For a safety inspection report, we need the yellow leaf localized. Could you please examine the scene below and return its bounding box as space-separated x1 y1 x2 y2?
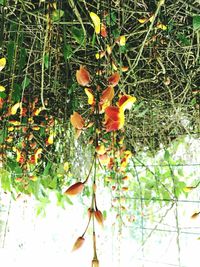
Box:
9 120 21 126
11 102 22 115
95 51 105 59
63 162 69 172
156 22 167 30
96 144 106 155
106 45 112 55
119 35 126 46
138 17 148 24
0 57 6 71
47 132 54 144
84 88 95 105
34 107 44 116
8 126 14 132
0 85 5 92
90 12 101 34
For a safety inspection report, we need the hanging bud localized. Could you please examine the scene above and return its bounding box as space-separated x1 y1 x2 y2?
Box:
64 182 84 196
94 209 104 227
191 211 200 219
72 236 85 251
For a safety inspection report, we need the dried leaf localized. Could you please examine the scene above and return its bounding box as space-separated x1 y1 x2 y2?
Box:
0 57 6 71
70 112 85 129
101 23 107 37
90 12 101 34
76 66 91 86
72 236 85 251
65 182 84 195
94 209 104 227
85 88 95 105
108 72 120 87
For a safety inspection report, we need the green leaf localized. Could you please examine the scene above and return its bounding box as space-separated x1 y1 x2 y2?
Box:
71 26 85 45
7 41 15 68
51 9 64 22
0 169 11 191
63 44 73 60
12 83 22 102
0 0 4 5
21 76 30 89
164 150 170 161
193 16 200 31
106 12 117 26
0 92 6 99
177 33 190 46
44 53 49 69
18 47 27 71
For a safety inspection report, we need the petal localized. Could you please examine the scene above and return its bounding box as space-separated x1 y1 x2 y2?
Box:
65 182 84 195
100 86 114 104
108 72 120 87
76 66 91 86
85 88 95 105
0 57 6 71
118 94 136 111
70 112 85 129
90 12 101 34
105 106 120 121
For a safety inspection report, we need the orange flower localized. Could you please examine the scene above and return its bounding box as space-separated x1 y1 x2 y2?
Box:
104 106 124 132
64 182 84 195
108 72 120 87
118 94 136 111
70 112 85 129
76 66 91 86
100 86 114 104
